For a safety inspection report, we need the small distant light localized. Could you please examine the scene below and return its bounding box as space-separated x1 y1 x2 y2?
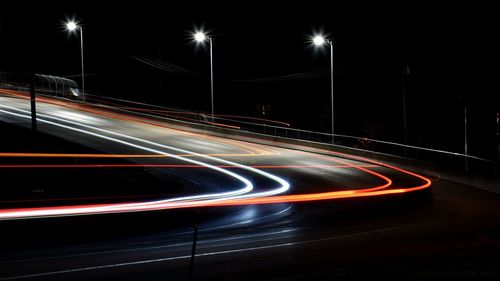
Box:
313 35 326 46
194 32 207 42
66 21 78 31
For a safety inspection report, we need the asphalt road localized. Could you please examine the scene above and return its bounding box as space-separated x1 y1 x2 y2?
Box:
0 92 499 280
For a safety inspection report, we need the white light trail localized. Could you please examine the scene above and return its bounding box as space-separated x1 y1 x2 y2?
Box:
0 104 290 220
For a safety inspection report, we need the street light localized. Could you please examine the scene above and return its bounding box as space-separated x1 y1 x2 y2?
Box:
312 34 335 143
192 31 214 122
66 20 85 101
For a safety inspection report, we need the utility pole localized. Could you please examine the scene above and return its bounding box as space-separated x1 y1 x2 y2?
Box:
188 216 200 280
402 59 409 156
329 40 335 144
464 104 469 171
30 31 37 133
209 36 214 123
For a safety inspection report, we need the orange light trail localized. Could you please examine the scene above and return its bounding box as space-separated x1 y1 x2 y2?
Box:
0 90 243 130
0 152 270 158
0 152 164 158
85 95 291 126
0 89 279 156
0 164 378 169
0 89 432 220
201 121 241 129
201 181 431 206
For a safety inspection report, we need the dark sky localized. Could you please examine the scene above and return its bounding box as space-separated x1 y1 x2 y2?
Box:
1 3 484 76
1 2 498 158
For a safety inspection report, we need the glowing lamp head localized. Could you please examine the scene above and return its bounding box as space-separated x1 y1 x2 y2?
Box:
66 21 78 31
313 35 326 46
194 32 207 43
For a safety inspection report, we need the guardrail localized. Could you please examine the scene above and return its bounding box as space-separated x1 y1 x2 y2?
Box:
1 87 497 175
80 93 498 174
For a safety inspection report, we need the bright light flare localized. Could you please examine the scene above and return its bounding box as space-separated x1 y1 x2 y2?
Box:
313 35 326 46
66 21 78 31
194 31 207 43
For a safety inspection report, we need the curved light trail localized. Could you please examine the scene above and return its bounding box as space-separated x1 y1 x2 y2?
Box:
0 104 290 219
0 88 279 156
0 92 432 220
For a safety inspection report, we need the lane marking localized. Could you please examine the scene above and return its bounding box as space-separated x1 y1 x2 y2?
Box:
1 228 295 265
0 225 403 280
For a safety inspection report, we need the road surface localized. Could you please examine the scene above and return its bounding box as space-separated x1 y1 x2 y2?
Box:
0 90 499 280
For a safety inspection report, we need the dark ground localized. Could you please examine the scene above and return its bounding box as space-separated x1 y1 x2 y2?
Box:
0 120 499 280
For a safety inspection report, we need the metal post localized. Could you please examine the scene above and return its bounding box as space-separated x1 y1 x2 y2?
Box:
29 14 37 133
39 76 43 94
329 40 335 144
30 66 37 133
50 76 56 95
79 27 85 102
188 223 199 280
62 78 65 98
402 60 409 154
464 104 469 171
209 37 214 123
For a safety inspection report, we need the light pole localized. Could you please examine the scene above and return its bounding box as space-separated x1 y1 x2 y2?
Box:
464 104 469 171
312 35 335 143
66 20 85 101
193 31 214 122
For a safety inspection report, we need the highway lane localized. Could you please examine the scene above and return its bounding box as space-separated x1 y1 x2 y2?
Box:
0 92 499 280
2 182 500 281
0 92 429 217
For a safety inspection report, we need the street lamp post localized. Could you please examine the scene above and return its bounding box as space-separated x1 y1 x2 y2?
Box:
66 20 85 101
464 104 469 171
193 31 214 122
209 36 214 122
313 35 335 144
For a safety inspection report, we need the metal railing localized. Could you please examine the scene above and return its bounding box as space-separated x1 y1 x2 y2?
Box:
1 87 497 174
80 94 498 174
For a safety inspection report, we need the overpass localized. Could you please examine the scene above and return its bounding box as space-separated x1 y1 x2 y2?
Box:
0 88 499 281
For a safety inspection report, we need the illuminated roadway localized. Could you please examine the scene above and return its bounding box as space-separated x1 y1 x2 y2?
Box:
0 90 499 280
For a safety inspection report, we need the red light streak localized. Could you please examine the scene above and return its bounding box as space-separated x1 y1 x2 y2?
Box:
1 89 279 156
0 164 378 169
85 95 291 126
0 89 433 220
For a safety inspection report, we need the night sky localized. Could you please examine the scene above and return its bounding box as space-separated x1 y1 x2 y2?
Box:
1 3 498 160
